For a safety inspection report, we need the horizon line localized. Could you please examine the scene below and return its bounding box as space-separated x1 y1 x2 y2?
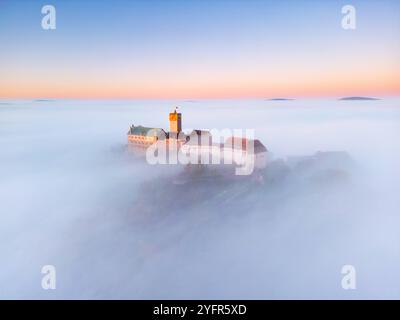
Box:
1 94 399 101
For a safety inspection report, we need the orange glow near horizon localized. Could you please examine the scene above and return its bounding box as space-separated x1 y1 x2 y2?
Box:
1 68 399 99
1 48 399 99
1 0 400 100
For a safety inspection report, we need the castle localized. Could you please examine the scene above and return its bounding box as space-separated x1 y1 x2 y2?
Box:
127 108 268 173
127 108 186 149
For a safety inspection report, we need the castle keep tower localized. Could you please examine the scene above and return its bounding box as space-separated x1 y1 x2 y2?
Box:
169 107 182 133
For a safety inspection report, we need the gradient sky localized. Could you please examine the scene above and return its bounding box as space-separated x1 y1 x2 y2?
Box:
0 0 399 99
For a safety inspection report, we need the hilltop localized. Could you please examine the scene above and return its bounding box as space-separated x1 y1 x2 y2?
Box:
339 97 380 101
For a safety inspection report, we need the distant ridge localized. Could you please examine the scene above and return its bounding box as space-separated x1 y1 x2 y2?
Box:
267 98 295 101
33 99 55 102
339 97 381 101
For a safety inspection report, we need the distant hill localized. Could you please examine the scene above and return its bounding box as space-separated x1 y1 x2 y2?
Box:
339 97 380 101
267 98 295 101
33 99 55 102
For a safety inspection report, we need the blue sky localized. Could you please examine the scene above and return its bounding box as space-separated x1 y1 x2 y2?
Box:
0 0 399 98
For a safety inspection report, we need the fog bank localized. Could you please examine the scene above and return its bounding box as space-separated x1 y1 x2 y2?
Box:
0 98 399 299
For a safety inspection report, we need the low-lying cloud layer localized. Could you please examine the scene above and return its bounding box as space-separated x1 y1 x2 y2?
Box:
0 99 399 299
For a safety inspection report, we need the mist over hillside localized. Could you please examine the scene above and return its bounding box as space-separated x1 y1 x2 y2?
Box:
0 99 399 299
